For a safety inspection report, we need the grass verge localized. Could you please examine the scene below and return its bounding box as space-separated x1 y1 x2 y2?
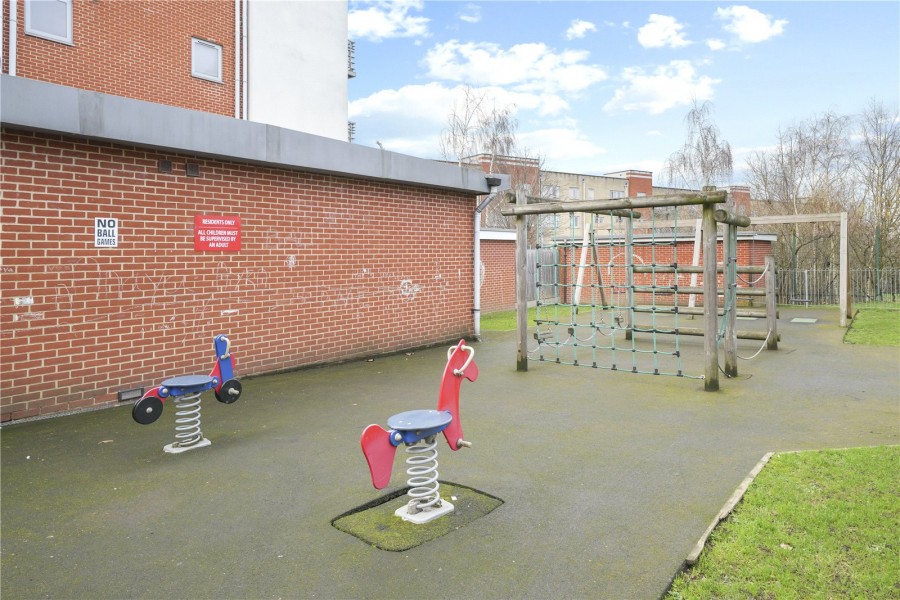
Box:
667 446 900 599
844 306 900 346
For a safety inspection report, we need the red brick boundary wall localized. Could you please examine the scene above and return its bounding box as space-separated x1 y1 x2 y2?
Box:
479 236 516 313
1 129 475 421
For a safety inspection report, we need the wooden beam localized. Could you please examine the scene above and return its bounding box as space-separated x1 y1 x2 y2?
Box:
749 213 842 225
632 265 765 275
633 286 767 296
714 209 751 228
639 327 780 341
500 190 727 217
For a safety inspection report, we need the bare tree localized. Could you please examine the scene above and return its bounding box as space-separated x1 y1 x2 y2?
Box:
856 100 900 270
745 112 855 273
439 85 539 229
664 100 733 191
439 86 487 166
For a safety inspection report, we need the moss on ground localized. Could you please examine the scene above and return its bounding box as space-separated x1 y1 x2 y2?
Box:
331 482 503 551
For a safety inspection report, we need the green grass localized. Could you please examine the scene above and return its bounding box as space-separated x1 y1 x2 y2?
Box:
844 306 900 346
667 446 900 599
479 306 539 331
480 304 598 332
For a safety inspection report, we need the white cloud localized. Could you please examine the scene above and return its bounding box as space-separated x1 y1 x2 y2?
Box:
638 14 691 49
518 128 607 170
603 60 719 115
423 40 607 95
707 38 726 51
716 6 787 43
566 19 597 40
458 3 481 24
349 82 457 123
348 0 429 42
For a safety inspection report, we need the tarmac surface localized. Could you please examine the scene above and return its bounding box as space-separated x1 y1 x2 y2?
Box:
2 307 898 599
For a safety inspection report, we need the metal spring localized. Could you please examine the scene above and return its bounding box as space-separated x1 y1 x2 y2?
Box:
404 436 441 511
171 391 204 448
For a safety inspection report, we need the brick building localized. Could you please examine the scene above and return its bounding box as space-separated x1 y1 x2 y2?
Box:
1 1 491 422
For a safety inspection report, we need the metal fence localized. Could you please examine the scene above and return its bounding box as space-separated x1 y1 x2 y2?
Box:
527 248 559 303
777 268 900 305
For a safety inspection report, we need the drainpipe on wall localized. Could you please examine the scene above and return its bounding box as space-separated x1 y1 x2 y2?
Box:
8 0 17 76
241 0 248 119
234 0 240 118
473 175 510 341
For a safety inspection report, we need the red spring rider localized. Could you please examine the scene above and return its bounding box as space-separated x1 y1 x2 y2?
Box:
360 339 478 524
133 334 242 454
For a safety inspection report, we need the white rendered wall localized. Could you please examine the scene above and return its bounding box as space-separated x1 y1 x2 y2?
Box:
247 1 348 140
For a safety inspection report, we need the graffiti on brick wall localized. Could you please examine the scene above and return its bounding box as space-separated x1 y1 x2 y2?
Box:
2 257 467 341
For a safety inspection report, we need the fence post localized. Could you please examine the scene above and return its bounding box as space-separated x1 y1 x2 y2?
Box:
516 189 529 372
765 255 778 350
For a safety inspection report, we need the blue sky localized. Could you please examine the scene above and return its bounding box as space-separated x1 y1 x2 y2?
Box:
347 1 899 183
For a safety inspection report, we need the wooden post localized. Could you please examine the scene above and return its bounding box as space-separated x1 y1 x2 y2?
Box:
839 211 849 326
702 203 719 391
516 189 529 372
724 225 738 377
765 255 778 350
625 215 634 341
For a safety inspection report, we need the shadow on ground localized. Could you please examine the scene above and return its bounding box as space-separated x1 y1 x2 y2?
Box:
1 308 897 598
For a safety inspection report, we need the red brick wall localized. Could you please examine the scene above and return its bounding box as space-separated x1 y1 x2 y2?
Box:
479 239 516 312
5 0 234 116
0 129 475 421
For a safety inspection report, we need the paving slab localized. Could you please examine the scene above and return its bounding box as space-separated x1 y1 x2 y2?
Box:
1 307 897 599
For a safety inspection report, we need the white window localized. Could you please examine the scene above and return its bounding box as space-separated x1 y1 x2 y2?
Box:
568 187 579 200
25 0 73 45
587 188 595 200
192 37 222 83
610 190 625 199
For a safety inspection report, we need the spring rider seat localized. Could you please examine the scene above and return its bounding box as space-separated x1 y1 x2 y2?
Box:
360 340 478 524
132 334 242 454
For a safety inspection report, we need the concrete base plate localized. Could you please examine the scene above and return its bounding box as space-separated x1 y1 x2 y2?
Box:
163 437 211 454
394 499 454 524
332 482 503 551
790 318 818 324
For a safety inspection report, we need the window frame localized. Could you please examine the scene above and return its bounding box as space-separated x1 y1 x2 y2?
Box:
25 0 74 46
191 37 223 83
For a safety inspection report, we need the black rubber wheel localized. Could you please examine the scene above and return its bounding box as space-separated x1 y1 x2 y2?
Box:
132 396 163 424
215 379 242 404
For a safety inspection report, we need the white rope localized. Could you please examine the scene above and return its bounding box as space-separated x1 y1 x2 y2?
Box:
737 329 772 360
736 261 770 286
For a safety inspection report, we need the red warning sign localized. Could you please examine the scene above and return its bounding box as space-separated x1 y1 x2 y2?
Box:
194 215 241 252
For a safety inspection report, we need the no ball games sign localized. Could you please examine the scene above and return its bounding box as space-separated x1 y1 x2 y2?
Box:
194 215 241 252
95 218 119 248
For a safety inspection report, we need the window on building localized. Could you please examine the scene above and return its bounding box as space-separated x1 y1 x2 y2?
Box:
25 0 73 45
568 187 579 200
610 190 625 199
587 188 595 200
192 37 223 83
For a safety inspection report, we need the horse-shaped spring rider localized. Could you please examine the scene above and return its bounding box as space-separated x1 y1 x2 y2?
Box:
360 340 478 524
